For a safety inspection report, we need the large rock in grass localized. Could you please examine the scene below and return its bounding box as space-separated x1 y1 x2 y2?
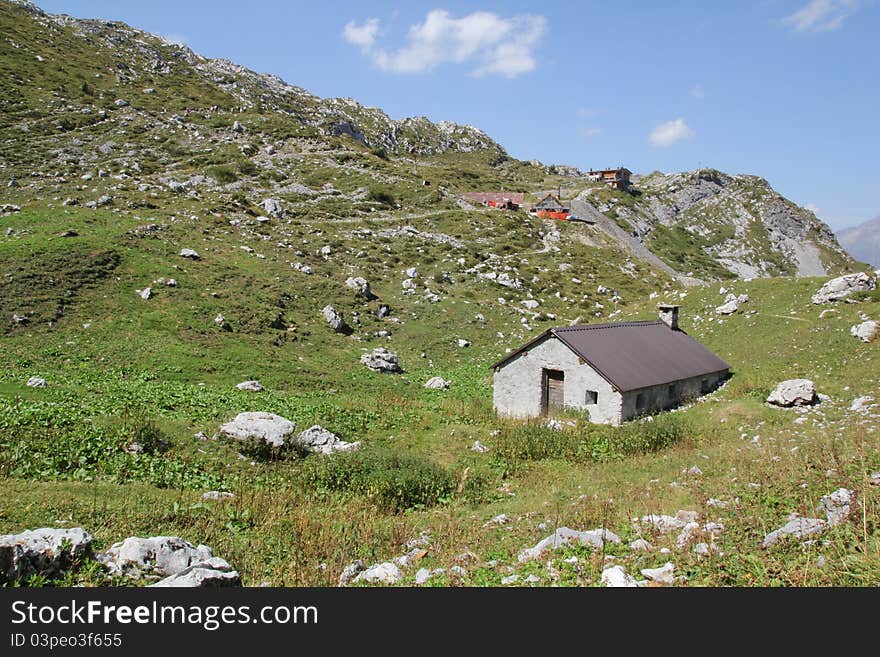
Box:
345 276 377 300
761 518 826 548
322 305 351 334
360 348 402 373
295 425 361 455
353 562 402 585
518 527 620 562
424 376 450 389
818 488 854 526
150 557 240 587
850 320 878 343
101 536 225 578
219 412 296 449
601 565 639 588
0 528 93 584
811 272 875 304
766 379 817 407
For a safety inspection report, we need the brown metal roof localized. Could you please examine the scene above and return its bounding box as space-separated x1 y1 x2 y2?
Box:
491 320 730 392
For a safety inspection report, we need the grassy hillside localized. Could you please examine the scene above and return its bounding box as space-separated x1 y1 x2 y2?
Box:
1 0 878 587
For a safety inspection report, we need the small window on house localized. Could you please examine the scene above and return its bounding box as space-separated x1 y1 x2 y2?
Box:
636 393 646 409
668 384 677 398
700 379 710 394
585 390 598 405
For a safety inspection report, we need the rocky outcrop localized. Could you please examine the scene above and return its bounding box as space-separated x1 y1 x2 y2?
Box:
322 305 351 334
766 379 817 407
0 528 93 583
294 425 360 455
811 273 875 304
360 348 401 373
518 527 620 562
218 412 296 449
851 320 878 343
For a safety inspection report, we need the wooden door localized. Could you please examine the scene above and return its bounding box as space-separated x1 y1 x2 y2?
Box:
542 369 565 416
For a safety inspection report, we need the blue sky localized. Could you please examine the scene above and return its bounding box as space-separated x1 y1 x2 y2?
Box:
36 0 879 230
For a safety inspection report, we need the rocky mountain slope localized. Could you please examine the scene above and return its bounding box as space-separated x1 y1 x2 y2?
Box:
0 0 858 287
838 215 880 268
579 169 851 281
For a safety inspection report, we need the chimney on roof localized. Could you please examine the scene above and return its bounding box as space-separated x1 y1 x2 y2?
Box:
658 304 680 330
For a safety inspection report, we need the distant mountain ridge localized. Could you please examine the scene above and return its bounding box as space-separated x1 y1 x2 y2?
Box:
837 216 880 268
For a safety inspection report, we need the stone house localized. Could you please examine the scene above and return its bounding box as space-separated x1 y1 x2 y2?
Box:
491 305 730 424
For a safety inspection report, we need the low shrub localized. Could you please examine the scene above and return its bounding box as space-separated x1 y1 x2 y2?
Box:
304 447 455 511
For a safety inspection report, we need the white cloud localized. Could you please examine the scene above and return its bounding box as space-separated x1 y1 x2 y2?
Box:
343 18 381 49
579 126 602 138
649 118 694 147
691 83 704 99
577 107 600 119
345 10 546 78
783 0 860 32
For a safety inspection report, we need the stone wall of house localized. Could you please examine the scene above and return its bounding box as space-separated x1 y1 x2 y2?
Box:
492 335 621 424
619 370 728 421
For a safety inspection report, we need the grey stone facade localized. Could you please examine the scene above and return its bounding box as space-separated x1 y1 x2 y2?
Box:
492 333 727 425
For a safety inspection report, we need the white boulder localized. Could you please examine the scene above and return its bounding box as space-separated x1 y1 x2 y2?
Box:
518 527 621 562
150 557 240 587
424 376 450 389
294 425 360 455
766 379 817 407
360 348 402 373
850 320 878 343
601 565 639 588
811 272 875 304
218 412 296 449
0 528 93 583
235 380 264 392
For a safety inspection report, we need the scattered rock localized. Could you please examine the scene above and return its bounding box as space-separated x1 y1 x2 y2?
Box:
811 272 875 304
640 562 675 585
353 562 402 585
415 568 432 585
0 528 93 584
766 379 817 407
360 347 402 373
179 248 201 259
518 527 620 562
483 514 510 528
849 396 875 414
457 339 471 348
201 491 234 501
818 488 854 526
218 412 296 450
322 305 351 334
235 380 264 392
136 287 152 300
345 276 377 300
687 465 703 476
375 304 391 319
636 511 697 534
629 538 652 551
150 557 240 587
762 518 826 548
26 376 46 388
470 440 489 453
424 376 450 389
101 536 223 578
262 198 282 218
501 574 519 585
601 565 639 588
338 560 365 586
294 425 360 455
850 320 878 343
715 298 739 315
232 120 244 133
